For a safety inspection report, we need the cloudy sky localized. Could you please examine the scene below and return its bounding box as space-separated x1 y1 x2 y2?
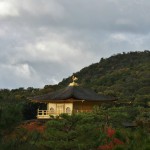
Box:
0 0 150 89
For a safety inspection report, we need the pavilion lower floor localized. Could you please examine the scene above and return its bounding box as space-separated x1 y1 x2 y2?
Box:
37 101 102 119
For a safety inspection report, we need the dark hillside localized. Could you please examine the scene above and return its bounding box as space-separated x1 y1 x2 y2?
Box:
59 51 150 104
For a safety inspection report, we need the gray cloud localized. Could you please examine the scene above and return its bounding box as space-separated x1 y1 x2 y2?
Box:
0 0 150 89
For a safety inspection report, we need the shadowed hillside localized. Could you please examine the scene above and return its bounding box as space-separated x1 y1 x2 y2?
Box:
58 51 150 104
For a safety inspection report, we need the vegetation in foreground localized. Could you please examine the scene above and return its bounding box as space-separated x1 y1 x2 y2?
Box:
0 106 150 150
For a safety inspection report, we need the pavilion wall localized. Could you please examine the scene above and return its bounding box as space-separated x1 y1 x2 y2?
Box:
73 101 101 113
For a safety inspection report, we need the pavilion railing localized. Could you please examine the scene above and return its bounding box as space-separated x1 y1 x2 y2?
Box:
37 109 92 118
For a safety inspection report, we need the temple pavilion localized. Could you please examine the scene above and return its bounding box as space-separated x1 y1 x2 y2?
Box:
31 76 116 119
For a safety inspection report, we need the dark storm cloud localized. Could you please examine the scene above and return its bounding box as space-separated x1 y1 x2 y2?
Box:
0 0 150 88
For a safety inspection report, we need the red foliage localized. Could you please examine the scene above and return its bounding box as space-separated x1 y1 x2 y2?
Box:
98 127 124 150
98 145 112 150
113 138 124 145
22 122 45 133
107 127 115 138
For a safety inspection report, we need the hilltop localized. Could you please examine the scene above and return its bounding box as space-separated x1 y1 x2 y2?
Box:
58 51 150 104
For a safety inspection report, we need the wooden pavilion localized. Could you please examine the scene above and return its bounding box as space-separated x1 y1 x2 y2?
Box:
30 76 116 119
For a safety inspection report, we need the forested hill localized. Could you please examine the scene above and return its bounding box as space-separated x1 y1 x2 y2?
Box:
0 51 149 105
59 51 150 103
